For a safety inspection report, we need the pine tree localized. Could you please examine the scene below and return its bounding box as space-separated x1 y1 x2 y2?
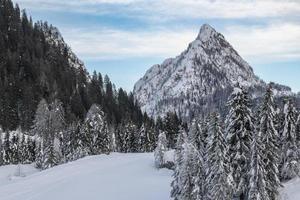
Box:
10 133 19 164
138 124 147 152
170 127 187 200
248 129 268 200
80 104 110 155
281 99 300 180
188 119 206 200
3 132 12 164
206 112 232 200
66 121 84 161
0 128 4 165
154 131 168 168
121 121 138 153
225 85 254 200
164 112 181 148
32 99 61 169
258 84 281 199
178 142 200 200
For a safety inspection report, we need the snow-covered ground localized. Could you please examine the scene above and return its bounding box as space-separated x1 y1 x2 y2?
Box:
0 153 172 200
282 178 300 200
0 152 299 200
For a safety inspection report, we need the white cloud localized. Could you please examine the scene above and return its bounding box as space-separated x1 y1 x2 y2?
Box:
60 23 300 63
224 23 300 62
61 27 197 60
15 0 300 19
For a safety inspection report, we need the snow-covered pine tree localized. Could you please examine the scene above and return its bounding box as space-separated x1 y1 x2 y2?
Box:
49 99 65 136
31 98 58 169
122 121 138 153
164 112 181 148
188 119 201 150
10 133 19 164
225 85 254 200
81 104 111 155
281 99 300 180
26 137 36 163
258 84 281 199
138 124 147 152
248 127 268 200
145 123 157 152
297 113 300 154
178 142 200 200
170 127 187 200
206 112 232 200
19 134 28 164
154 131 168 168
0 129 3 165
64 121 84 161
188 119 206 199
3 132 12 164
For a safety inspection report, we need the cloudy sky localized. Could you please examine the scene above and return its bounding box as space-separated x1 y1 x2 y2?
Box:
15 0 300 92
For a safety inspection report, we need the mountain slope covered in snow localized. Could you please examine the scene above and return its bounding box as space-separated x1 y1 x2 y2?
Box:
0 153 172 200
133 24 292 120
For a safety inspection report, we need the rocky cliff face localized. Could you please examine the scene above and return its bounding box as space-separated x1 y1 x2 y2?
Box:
133 24 292 121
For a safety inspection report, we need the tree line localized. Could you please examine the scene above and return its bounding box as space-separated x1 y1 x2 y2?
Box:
155 83 300 200
0 96 187 169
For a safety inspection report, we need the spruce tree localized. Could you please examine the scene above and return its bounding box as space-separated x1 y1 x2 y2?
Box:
225 85 254 200
170 127 187 200
66 121 84 161
188 119 206 200
81 104 111 155
3 132 12 164
248 129 268 200
164 112 181 148
0 129 3 165
206 112 232 200
154 131 168 168
258 84 281 199
138 124 147 152
281 99 300 180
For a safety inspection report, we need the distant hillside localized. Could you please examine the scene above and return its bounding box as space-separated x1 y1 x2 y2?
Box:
0 0 147 131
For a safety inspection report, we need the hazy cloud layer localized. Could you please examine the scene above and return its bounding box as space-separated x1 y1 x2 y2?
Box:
16 0 300 19
61 23 300 63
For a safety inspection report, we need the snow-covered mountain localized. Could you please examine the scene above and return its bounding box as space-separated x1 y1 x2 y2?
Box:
133 24 292 120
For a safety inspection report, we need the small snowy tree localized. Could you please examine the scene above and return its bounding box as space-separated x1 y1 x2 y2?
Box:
206 112 232 200
225 85 254 199
154 131 168 168
280 99 300 180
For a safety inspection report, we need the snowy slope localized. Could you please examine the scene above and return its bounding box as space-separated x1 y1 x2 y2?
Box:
0 153 172 200
133 24 292 121
282 178 300 200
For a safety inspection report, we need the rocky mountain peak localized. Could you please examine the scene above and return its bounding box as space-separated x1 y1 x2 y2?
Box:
133 24 292 121
196 23 218 42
